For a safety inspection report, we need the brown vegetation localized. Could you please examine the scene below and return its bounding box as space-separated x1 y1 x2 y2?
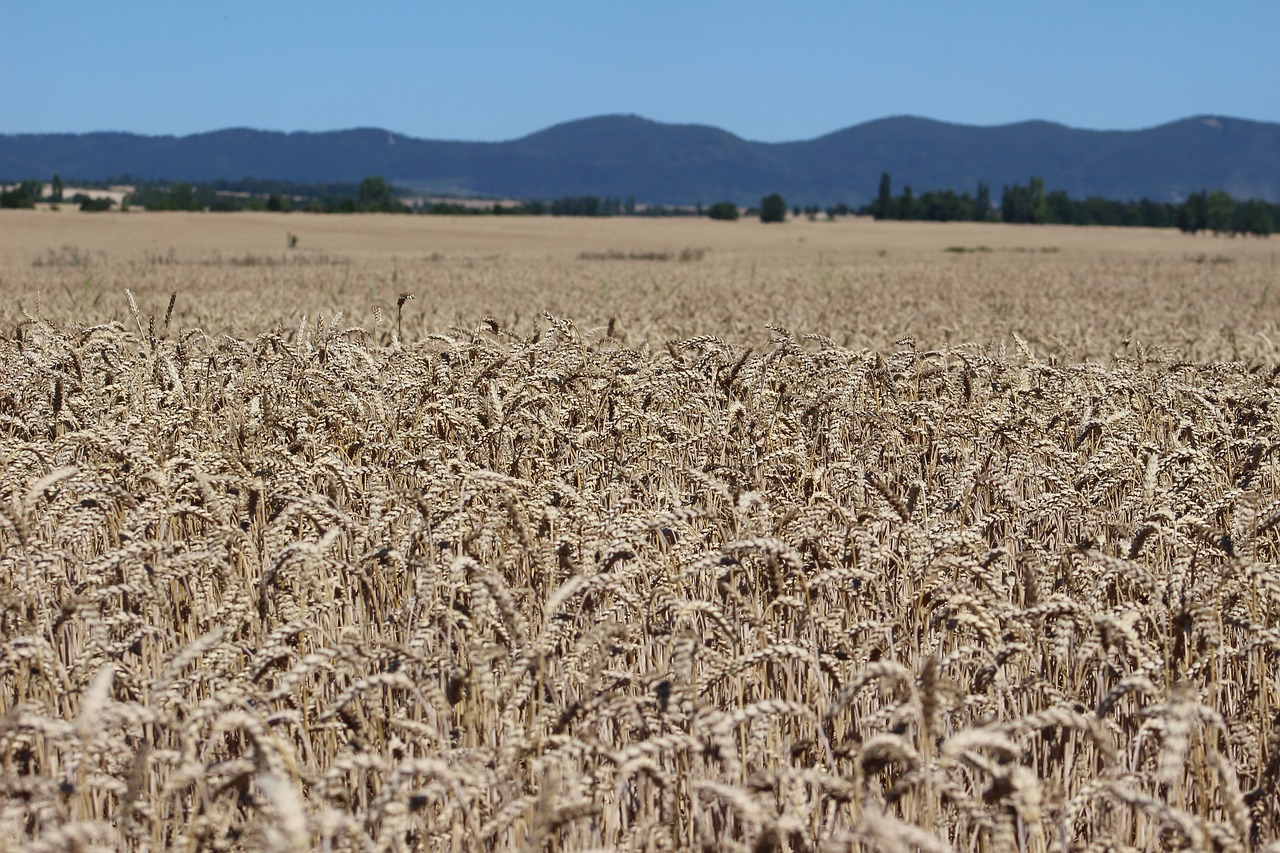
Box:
2 211 1280 850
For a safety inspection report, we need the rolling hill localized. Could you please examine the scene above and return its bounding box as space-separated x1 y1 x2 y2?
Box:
2 114 1277 206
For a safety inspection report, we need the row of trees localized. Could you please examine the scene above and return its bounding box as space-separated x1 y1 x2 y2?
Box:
702 195 787 222
869 172 1275 236
1177 191 1274 236
0 180 44 209
4 173 800 222
12 170 1270 234
1 176 119 211
547 196 630 216
0 174 408 213
870 173 993 223
128 176 411 213
538 194 791 222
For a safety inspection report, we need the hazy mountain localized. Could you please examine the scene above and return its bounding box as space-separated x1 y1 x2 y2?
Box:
2 114 1277 205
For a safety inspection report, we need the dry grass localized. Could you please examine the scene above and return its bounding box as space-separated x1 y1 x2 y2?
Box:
3 210 1278 358
2 211 1280 851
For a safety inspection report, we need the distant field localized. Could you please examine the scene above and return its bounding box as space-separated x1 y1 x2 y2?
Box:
2 209 1277 358
3 210 1280 851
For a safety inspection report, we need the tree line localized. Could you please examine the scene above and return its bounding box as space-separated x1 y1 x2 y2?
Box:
1 176 118 211
0 175 413 213
867 172 1275 236
8 170 1271 235
1 174 786 221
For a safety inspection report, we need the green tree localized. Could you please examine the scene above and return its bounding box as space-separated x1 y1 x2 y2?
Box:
0 180 42 209
1205 190 1234 235
974 182 990 221
874 172 892 220
167 182 202 211
358 176 396 212
759 193 787 223
706 201 739 221
1028 177 1047 224
901 185 918 220
1001 183 1028 223
1178 191 1208 233
1250 203 1274 237
1045 190 1075 224
918 189 972 221
1233 199 1273 237
78 196 114 212
50 174 64 203
1138 199 1172 228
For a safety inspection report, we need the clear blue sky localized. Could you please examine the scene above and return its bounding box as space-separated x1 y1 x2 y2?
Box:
3 2 1277 141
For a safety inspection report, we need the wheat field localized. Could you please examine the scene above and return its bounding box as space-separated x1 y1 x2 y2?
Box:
3 210 1280 851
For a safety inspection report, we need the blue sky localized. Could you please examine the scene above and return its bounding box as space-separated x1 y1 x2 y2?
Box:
3 3 1277 141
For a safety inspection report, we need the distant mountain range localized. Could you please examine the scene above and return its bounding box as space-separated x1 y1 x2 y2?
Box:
3 114 1278 205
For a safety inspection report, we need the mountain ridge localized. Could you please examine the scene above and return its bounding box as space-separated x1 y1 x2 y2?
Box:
3 114 1277 205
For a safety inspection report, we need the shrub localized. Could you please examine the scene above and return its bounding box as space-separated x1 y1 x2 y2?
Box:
759 193 787 223
707 201 739 221
0 180 41 209
78 196 115 212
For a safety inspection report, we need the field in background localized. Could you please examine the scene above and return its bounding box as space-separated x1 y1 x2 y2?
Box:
2 209 1278 358
3 211 1280 851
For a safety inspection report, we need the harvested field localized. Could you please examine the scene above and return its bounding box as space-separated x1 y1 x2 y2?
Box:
2 210 1280 851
